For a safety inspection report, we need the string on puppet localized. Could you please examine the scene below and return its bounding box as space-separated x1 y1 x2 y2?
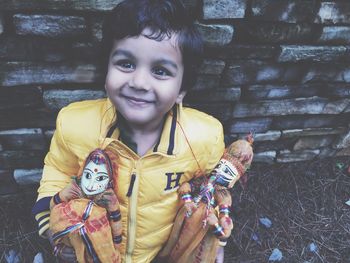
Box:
191 133 254 226
172 107 205 177
99 103 117 148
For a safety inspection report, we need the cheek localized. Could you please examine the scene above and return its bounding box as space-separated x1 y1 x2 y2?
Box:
105 69 123 89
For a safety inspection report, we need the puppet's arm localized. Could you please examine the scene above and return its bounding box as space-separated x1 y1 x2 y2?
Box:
95 189 123 250
49 178 82 210
214 186 233 240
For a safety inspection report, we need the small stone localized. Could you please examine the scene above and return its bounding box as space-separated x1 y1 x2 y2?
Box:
268 248 283 261
203 0 246 19
309 243 318 253
14 169 43 185
259 217 272 228
315 2 350 24
33 252 44 263
196 23 234 47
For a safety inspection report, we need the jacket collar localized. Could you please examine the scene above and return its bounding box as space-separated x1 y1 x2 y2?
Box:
101 98 180 156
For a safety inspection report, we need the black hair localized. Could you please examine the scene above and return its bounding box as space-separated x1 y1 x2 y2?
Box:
101 0 203 91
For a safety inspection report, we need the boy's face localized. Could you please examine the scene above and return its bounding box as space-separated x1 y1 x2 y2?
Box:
105 29 185 131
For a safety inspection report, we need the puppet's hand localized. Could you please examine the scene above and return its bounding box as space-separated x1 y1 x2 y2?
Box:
95 189 120 212
184 201 197 218
59 178 82 202
219 215 233 238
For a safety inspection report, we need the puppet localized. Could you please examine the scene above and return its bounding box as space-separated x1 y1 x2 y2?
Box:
49 149 122 263
158 135 254 263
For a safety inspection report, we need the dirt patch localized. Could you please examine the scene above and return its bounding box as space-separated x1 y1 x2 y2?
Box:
0 157 349 262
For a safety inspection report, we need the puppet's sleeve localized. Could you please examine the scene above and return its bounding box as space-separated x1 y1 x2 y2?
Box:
31 107 80 236
204 122 225 174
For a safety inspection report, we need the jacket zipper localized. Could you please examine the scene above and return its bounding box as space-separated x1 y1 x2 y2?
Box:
125 166 139 263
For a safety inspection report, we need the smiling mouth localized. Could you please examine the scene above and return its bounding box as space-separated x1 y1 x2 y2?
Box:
84 188 96 192
122 95 154 104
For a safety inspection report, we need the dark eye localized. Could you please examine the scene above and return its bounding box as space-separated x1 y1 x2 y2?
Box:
96 176 108 182
152 67 172 78
116 59 135 71
85 172 91 179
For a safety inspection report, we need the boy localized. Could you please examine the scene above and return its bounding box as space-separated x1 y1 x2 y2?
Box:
32 0 225 262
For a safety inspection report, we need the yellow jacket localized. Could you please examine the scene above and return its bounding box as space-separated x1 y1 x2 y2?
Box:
33 98 224 263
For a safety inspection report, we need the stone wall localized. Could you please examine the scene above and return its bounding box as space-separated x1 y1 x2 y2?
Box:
1 0 350 192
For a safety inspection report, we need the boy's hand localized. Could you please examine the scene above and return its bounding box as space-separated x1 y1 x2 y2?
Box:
59 178 82 202
94 189 120 212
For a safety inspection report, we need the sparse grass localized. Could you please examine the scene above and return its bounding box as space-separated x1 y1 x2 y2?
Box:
0 157 349 262
226 157 350 263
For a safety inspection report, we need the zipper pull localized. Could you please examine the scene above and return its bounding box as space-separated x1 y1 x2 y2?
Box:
126 173 136 197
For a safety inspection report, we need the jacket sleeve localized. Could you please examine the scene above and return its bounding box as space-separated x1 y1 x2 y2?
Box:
32 107 80 236
203 122 225 174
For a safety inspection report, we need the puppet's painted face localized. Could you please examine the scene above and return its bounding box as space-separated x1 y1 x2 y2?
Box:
81 160 110 196
213 159 239 188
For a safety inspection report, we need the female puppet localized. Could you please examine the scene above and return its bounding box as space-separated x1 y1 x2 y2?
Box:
158 136 254 263
49 149 122 263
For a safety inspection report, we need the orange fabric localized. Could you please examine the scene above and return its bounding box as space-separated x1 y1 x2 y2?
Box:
50 199 120 263
158 203 218 263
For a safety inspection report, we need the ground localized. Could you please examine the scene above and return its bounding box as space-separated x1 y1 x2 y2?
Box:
0 157 349 263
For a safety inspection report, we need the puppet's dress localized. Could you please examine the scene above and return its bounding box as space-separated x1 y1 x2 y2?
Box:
50 198 120 263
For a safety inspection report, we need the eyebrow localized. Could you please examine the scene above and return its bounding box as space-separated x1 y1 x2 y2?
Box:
111 49 178 70
110 49 135 60
84 168 108 175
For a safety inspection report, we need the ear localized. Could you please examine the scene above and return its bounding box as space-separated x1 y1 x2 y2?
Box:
176 91 186 104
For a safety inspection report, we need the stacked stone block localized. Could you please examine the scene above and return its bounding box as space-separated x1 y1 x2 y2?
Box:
0 0 350 194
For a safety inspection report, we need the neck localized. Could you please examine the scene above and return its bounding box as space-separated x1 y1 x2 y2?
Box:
131 120 164 156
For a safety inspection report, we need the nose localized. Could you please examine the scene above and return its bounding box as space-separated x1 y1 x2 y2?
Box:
129 67 151 91
87 180 95 190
